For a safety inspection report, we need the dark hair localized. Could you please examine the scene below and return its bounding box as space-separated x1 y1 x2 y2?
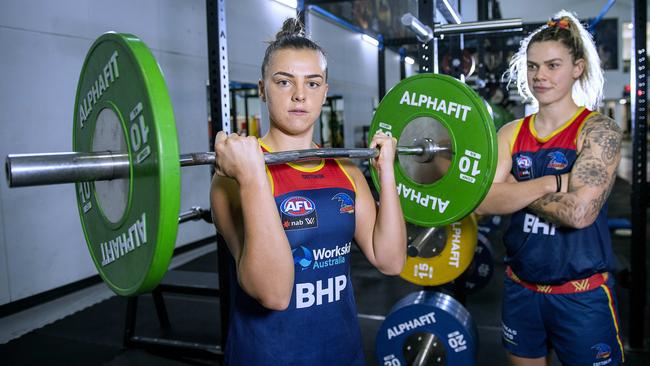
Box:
260 18 327 79
528 17 585 62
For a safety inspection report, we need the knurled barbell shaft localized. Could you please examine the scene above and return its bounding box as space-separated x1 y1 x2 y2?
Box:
6 144 449 188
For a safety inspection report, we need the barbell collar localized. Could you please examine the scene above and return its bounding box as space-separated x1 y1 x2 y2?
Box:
7 140 449 187
178 206 210 224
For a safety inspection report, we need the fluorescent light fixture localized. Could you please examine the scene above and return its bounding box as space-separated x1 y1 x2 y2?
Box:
401 13 434 42
410 20 429 37
361 34 379 47
441 0 462 24
272 0 297 8
405 56 415 65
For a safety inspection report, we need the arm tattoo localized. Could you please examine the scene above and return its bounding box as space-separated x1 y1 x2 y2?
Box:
528 114 622 227
529 192 584 226
573 158 608 186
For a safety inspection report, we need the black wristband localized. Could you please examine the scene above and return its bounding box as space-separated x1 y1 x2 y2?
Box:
555 174 562 193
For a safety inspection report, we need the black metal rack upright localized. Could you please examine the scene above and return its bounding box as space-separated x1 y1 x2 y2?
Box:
417 0 435 74
206 0 231 354
628 0 648 350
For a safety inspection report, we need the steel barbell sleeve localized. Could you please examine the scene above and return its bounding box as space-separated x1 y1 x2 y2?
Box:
6 152 130 188
407 225 449 258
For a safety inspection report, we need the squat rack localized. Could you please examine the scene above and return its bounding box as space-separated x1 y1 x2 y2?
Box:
140 0 648 359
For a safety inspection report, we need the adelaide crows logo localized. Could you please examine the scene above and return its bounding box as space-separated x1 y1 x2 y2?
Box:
332 193 354 214
591 343 611 359
547 151 568 170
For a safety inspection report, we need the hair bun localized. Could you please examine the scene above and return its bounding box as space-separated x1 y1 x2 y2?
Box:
275 18 306 39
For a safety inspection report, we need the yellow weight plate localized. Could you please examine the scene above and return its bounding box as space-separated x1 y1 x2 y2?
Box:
400 215 478 286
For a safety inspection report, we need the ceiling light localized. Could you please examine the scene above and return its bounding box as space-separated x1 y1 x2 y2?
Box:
272 0 297 9
361 34 379 47
401 13 433 42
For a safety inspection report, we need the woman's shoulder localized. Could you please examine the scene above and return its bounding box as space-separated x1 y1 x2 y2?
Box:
581 111 623 135
336 158 363 176
500 118 524 130
497 118 525 137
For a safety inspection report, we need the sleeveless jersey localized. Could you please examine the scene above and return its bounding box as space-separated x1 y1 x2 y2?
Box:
504 107 617 284
224 142 365 366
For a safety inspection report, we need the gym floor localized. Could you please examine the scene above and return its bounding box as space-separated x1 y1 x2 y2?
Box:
1 168 649 364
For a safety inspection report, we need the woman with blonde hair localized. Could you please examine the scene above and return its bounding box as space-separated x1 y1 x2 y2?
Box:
476 10 624 366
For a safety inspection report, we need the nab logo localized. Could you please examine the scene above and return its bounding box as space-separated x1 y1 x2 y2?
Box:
281 196 316 217
292 246 313 270
547 151 568 170
591 343 611 359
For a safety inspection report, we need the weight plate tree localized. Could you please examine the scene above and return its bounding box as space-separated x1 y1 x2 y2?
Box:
444 232 495 294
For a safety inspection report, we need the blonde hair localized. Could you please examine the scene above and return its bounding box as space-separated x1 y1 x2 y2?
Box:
503 10 604 110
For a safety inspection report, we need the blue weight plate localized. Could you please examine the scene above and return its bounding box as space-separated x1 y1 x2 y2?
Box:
376 291 477 366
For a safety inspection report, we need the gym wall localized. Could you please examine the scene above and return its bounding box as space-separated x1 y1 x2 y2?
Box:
385 49 403 95
309 12 379 149
0 0 391 307
225 0 295 136
0 0 215 304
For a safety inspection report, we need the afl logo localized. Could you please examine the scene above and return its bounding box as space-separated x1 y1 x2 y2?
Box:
516 155 532 169
281 196 316 217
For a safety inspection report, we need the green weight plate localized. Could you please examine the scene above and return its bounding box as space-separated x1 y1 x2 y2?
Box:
369 74 497 227
73 32 180 296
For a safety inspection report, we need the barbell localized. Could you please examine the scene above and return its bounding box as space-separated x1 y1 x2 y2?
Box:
4 32 497 296
5 140 446 187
